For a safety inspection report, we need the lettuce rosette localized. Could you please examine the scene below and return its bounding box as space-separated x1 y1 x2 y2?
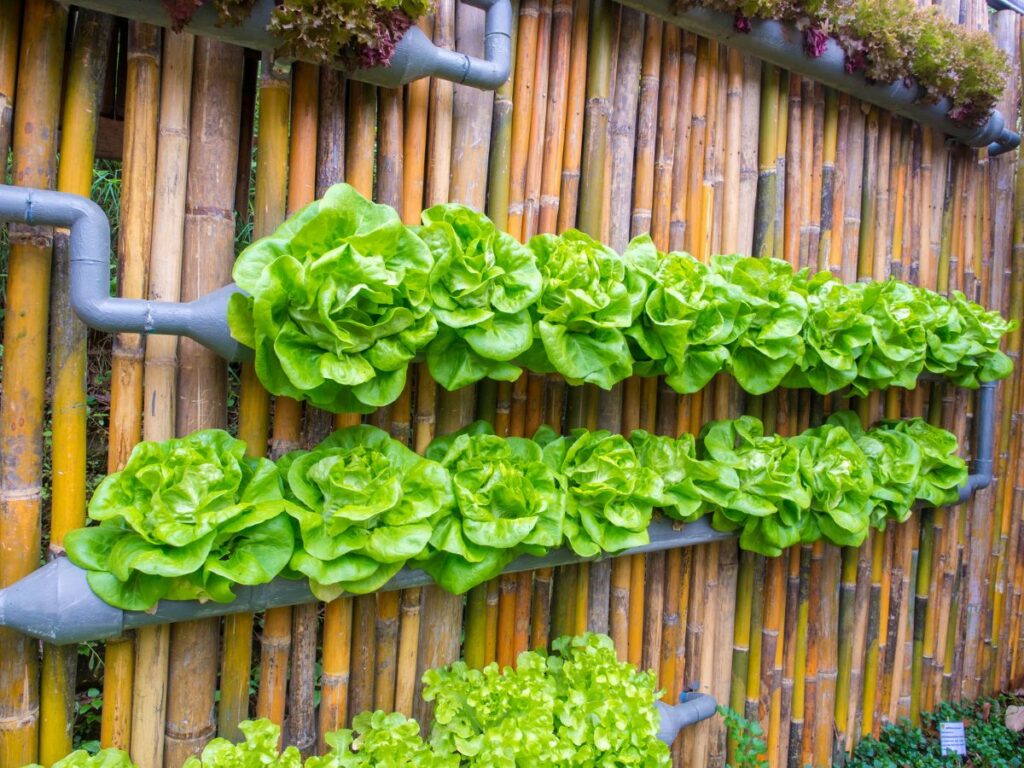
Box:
695 417 813 557
628 430 712 523
421 422 564 594
183 718 303 768
65 430 291 610
309 712 457 768
536 426 663 557
789 423 875 548
279 425 453 602
227 183 437 414
520 230 647 389
710 254 809 394
922 290 1015 387
417 203 542 391
24 749 137 768
848 280 931 395
872 417 968 508
784 273 875 394
626 244 744 394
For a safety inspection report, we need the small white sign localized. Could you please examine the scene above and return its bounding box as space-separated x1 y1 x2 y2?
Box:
939 721 967 757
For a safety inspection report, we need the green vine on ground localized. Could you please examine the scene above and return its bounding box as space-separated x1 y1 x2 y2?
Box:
674 0 1008 128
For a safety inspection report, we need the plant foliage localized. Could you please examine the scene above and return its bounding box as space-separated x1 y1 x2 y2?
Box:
227 186 1014 415
673 0 1007 127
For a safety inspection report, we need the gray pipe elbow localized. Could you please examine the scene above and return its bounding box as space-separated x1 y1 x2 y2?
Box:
958 381 996 502
656 693 718 744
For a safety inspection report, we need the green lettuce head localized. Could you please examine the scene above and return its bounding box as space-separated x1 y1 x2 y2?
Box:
790 422 874 548
309 712 457 767
923 290 1015 387
520 230 646 389
696 417 813 557
422 422 565 594
23 749 138 768
418 203 542 391
65 430 290 610
710 254 809 394
626 247 742 394
537 426 663 557
629 430 712 523
182 718 302 768
851 280 931 395
872 417 967 508
281 425 453 601
228 183 437 414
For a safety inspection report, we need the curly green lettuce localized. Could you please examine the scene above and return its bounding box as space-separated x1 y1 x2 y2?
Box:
65 430 290 610
308 712 456 768
872 417 967 508
627 245 744 394
695 417 813 557
520 230 646 389
629 430 713 523
421 422 565 594
182 719 302 768
281 425 453 602
228 183 437 414
418 203 542 391
23 749 137 768
537 426 663 557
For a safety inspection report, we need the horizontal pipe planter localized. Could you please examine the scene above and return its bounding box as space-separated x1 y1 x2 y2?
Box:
62 0 512 91
0 517 733 645
616 1 1020 156
656 693 719 742
0 382 994 646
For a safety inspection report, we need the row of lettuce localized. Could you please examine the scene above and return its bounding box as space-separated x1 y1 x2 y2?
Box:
227 184 1014 415
27 633 671 767
65 412 966 609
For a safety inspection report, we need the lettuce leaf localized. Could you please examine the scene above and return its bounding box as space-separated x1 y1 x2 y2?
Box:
228 183 437 414
281 424 452 601
181 718 302 768
418 203 542 391
65 430 289 610
421 422 564 594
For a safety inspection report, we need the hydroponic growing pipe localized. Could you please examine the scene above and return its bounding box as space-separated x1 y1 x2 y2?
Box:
0 517 732 645
616 1 1020 156
62 0 512 91
0 184 249 361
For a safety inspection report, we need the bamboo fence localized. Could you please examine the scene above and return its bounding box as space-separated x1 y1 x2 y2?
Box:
0 1 1023 767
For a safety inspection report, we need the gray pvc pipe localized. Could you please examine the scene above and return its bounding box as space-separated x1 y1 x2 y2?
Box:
0 517 731 645
64 0 511 91
617 1 1020 155
957 381 996 503
656 693 719 743
0 184 249 361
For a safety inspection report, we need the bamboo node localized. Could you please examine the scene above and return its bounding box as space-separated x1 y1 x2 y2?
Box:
8 222 53 247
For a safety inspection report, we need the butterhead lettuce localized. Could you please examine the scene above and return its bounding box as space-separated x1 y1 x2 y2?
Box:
228 183 437 414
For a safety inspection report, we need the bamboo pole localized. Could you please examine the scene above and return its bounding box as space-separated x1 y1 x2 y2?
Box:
95 20 162 755
40 11 113 764
250 62 292 740
0 0 20 161
555 0 588 234
130 31 194 768
275 61 320 758
506 0 539 241
164 38 244 767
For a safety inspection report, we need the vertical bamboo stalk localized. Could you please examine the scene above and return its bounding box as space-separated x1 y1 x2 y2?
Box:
131 31 194 768
0 0 20 161
506 0 539 241
281 61 320 757
555 0 589 234
164 37 244 767
96 20 162 755
40 12 113 764
250 62 292 740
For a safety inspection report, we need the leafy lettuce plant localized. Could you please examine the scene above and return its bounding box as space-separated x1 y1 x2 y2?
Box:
520 230 646 389
23 749 137 768
422 423 564 594
873 417 967 508
537 426 663 556
789 422 874 548
695 417 813 557
65 430 290 610
627 245 744 394
629 430 715 523
417 203 542 391
280 425 453 601
269 0 433 69
182 718 302 768
307 712 456 768
228 183 436 414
